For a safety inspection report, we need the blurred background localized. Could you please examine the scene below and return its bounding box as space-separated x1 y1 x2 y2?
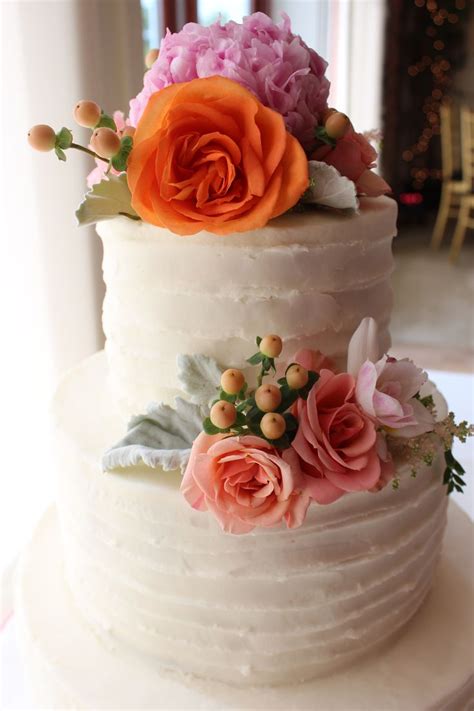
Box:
0 0 473 580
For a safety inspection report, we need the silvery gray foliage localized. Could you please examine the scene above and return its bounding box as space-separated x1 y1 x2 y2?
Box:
302 161 359 211
176 353 223 407
102 398 204 474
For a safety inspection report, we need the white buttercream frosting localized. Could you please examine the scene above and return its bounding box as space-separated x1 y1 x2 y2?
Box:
52 352 449 687
97 197 397 415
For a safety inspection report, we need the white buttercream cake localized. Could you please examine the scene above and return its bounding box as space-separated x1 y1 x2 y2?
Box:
20 11 473 709
15 199 473 708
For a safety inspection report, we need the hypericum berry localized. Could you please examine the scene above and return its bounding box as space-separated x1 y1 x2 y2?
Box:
220 368 245 395
255 384 282 413
210 401 237 429
73 100 101 128
27 124 56 152
259 335 283 359
321 107 337 123
260 412 286 440
145 48 159 68
90 127 121 159
325 111 350 140
120 126 136 139
286 364 309 390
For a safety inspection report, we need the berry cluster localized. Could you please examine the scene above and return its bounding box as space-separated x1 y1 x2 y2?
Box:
27 100 135 172
204 335 318 448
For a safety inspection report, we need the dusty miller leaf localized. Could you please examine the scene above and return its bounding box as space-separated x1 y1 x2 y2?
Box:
75 174 139 226
103 398 204 474
176 353 222 408
302 161 359 211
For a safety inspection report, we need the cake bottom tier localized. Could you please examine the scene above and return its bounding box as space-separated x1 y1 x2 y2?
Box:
16 505 474 711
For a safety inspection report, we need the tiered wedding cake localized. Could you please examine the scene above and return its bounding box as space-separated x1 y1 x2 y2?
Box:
19 12 472 710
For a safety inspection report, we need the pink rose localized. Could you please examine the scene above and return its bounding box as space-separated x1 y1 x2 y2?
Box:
355 357 435 438
181 434 310 534
312 130 390 197
294 348 337 374
347 317 435 438
291 369 381 504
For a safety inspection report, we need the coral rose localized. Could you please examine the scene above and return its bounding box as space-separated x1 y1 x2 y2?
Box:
181 433 310 534
127 76 309 235
312 130 390 197
293 348 337 374
291 369 381 504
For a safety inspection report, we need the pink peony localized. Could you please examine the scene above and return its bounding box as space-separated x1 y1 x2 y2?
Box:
312 129 390 197
293 348 337 374
291 369 381 504
181 433 310 534
347 317 435 438
129 12 330 151
86 111 130 188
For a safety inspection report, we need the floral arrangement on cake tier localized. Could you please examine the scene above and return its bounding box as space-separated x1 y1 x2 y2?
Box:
28 12 391 237
104 318 473 536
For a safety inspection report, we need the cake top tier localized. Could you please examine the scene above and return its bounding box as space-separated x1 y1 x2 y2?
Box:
28 11 390 237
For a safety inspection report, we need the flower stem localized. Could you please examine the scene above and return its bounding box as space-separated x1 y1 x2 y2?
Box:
70 142 108 162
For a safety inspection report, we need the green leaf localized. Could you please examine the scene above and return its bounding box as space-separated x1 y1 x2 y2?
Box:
75 173 139 226
111 135 133 172
203 417 221 435
283 413 298 432
247 352 263 366
315 125 336 147
219 389 237 404
276 389 299 413
235 412 247 427
420 394 434 409
54 146 67 162
237 383 248 400
96 111 117 131
267 433 291 449
55 127 73 150
256 336 262 347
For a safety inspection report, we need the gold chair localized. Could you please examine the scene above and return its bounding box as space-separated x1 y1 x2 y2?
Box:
449 106 474 262
431 103 469 249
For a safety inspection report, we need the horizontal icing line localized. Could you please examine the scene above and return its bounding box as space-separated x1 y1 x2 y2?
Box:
103 272 394 298
104 280 393 307
61 471 443 554
60 467 443 557
74 575 433 674
61 501 445 607
67 535 442 642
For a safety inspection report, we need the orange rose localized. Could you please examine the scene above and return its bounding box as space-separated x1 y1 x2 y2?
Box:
127 76 309 236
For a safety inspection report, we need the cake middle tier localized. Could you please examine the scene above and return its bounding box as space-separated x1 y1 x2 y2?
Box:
97 196 397 415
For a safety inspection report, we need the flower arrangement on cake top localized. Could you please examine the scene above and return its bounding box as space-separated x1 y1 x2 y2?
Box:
28 12 390 236
103 317 472 535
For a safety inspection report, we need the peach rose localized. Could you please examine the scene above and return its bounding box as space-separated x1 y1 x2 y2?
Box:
181 434 310 534
127 76 309 236
291 369 381 504
293 348 337 374
312 130 390 197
